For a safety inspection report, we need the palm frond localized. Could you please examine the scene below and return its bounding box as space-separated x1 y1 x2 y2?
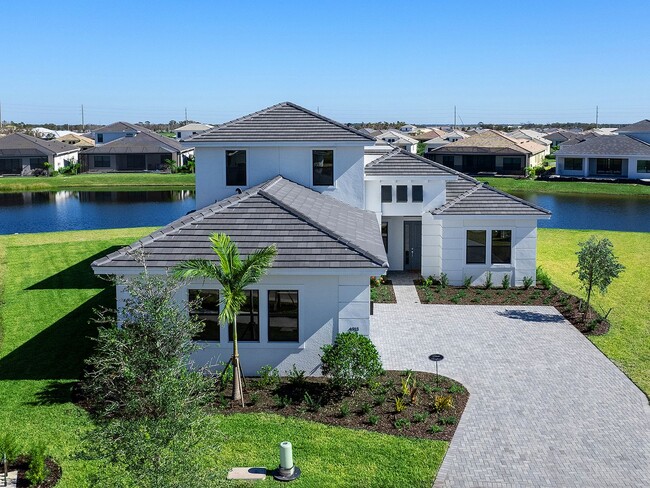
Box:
172 259 220 280
210 233 242 277
219 289 247 325
239 245 277 288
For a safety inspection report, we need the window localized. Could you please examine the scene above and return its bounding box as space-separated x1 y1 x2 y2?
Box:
412 185 423 202
226 150 247 186
396 185 408 202
502 157 522 171
637 160 650 173
97 134 104 143
126 154 145 170
596 158 623 175
94 156 111 168
466 230 486 264
177 132 182 138
189 289 220 341
442 155 455 168
268 290 299 342
491 230 512 264
29 157 47 169
312 150 334 186
564 158 582 171
381 222 388 252
229 290 259 341
381 185 392 203
0 158 21 173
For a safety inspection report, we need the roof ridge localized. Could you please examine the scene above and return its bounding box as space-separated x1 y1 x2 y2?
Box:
283 102 376 141
258 182 387 267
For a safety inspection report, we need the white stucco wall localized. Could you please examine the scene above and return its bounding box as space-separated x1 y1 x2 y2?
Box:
194 143 366 209
53 151 79 170
556 155 649 179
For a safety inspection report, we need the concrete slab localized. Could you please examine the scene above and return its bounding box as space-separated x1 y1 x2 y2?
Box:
227 467 267 480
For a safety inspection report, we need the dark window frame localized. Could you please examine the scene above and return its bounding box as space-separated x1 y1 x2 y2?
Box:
491 230 512 264
188 289 220 341
229 290 259 342
94 155 111 168
381 185 392 203
226 149 247 186
564 158 583 171
412 185 423 202
502 157 522 171
381 222 388 252
637 159 650 173
466 230 487 264
312 149 334 186
268 290 299 343
97 134 104 143
396 185 408 202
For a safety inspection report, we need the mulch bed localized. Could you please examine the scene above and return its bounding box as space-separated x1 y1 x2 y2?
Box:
221 370 468 441
370 279 396 304
415 282 609 335
9 455 61 488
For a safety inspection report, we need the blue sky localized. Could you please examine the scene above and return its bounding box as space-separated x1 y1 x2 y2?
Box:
2 0 649 125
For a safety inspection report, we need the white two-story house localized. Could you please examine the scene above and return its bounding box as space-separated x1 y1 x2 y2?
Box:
92 102 549 375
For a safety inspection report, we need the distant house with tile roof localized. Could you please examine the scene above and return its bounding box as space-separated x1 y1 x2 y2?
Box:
93 101 550 376
82 122 194 172
0 132 80 175
424 129 469 152
55 133 95 149
174 122 213 141
375 129 418 153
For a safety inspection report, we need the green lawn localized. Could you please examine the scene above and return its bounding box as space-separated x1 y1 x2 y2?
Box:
0 229 446 487
0 173 195 192
478 177 650 196
538 229 650 395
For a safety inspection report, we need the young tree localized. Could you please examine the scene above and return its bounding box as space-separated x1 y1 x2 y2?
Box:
174 233 277 404
573 236 625 320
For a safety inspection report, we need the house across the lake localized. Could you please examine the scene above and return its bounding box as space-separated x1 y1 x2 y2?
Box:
81 122 194 172
0 132 80 175
174 122 213 140
93 102 550 375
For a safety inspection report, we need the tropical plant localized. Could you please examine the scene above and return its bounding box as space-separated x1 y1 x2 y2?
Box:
536 266 553 289
522 276 534 289
26 443 49 486
462 275 473 288
573 236 625 320
484 271 493 289
174 233 277 404
0 433 20 464
42 161 53 176
501 274 510 289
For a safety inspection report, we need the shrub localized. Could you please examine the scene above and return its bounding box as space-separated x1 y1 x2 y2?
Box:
373 394 386 406
462 275 473 289
274 395 291 408
484 271 493 289
256 365 281 389
501 274 510 289
320 332 383 392
303 392 321 412
370 276 379 288
439 273 449 288
424 288 434 302
433 395 454 412
523 276 534 289
394 396 406 413
536 266 553 289
360 402 373 415
288 364 307 386
0 433 20 463
367 414 379 426
26 444 49 487
422 275 436 287
248 392 260 406
394 418 410 430
428 424 444 434
412 412 429 423
339 401 351 418
438 415 457 425
448 384 465 394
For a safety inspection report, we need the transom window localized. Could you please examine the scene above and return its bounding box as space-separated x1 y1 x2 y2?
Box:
226 150 247 186
312 150 334 186
396 185 408 202
412 185 423 202
268 290 299 342
94 156 111 168
381 185 392 203
229 290 259 342
189 289 220 341
637 160 650 173
564 158 583 171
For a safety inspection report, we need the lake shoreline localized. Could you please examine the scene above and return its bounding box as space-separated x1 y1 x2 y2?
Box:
478 177 650 196
0 173 195 192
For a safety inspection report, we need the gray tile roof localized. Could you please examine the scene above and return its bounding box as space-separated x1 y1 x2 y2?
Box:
365 147 469 178
433 179 551 217
93 176 388 271
555 135 650 157
617 119 650 133
188 102 375 143
0 132 80 157
83 130 186 154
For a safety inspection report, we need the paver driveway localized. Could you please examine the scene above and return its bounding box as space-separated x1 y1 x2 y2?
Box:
371 274 650 487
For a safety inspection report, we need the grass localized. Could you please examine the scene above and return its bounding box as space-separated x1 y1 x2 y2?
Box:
478 177 650 196
0 228 446 487
0 173 195 192
538 229 650 395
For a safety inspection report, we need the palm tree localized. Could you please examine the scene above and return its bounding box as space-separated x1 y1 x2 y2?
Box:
174 233 277 405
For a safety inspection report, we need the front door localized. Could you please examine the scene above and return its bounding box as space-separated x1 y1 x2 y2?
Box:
403 221 422 271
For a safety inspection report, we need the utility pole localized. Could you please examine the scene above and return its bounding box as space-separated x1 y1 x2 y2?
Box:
453 105 457 128
184 107 188 123
81 104 85 132
595 105 599 128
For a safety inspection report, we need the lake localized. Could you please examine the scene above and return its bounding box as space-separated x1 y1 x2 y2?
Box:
0 190 648 235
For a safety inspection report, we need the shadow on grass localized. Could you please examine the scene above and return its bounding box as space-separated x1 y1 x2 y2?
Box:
496 309 566 323
26 247 122 290
0 288 113 380
28 380 77 406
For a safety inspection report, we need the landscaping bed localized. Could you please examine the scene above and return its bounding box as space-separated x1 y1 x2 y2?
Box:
370 277 396 303
415 281 610 335
223 369 469 441
9 455 61 488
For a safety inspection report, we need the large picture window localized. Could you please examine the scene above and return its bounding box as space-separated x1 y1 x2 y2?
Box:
0 158 21 174
564 158 583 171
491 230 512 264
637 160 650 173
229 290 259 342
466 230 486 264
189 289 220 341
226 150 247 186
502 157 522 171
312 150 334 186
29 157 47 169
268 290 299 342
94 156 111 168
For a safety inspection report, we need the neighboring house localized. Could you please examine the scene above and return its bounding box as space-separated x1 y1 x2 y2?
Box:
174 122 213 140
555 134 650 179
413 128 447 142
507 129 552 155
375 130 418 153
543 130 577 147
427 130 546 175
32 128 77 140
55 133 95 149
92 102 550 375
400 124 418 133
81 122 193 172
617 119 650 143
0 132 79 175
424 129 469 152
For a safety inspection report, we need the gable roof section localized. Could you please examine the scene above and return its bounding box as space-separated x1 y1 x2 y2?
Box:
188 102 374 143
95 121 141 133
365 148 466 177
92 176 388 271
617 119 650 133
174 123 213 131
83 130 184 154
431 130 531 155
0 132 79 157
433 179 551 216
555 135 650 157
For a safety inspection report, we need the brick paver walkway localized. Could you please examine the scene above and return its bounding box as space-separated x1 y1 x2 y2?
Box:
372 272 650 487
